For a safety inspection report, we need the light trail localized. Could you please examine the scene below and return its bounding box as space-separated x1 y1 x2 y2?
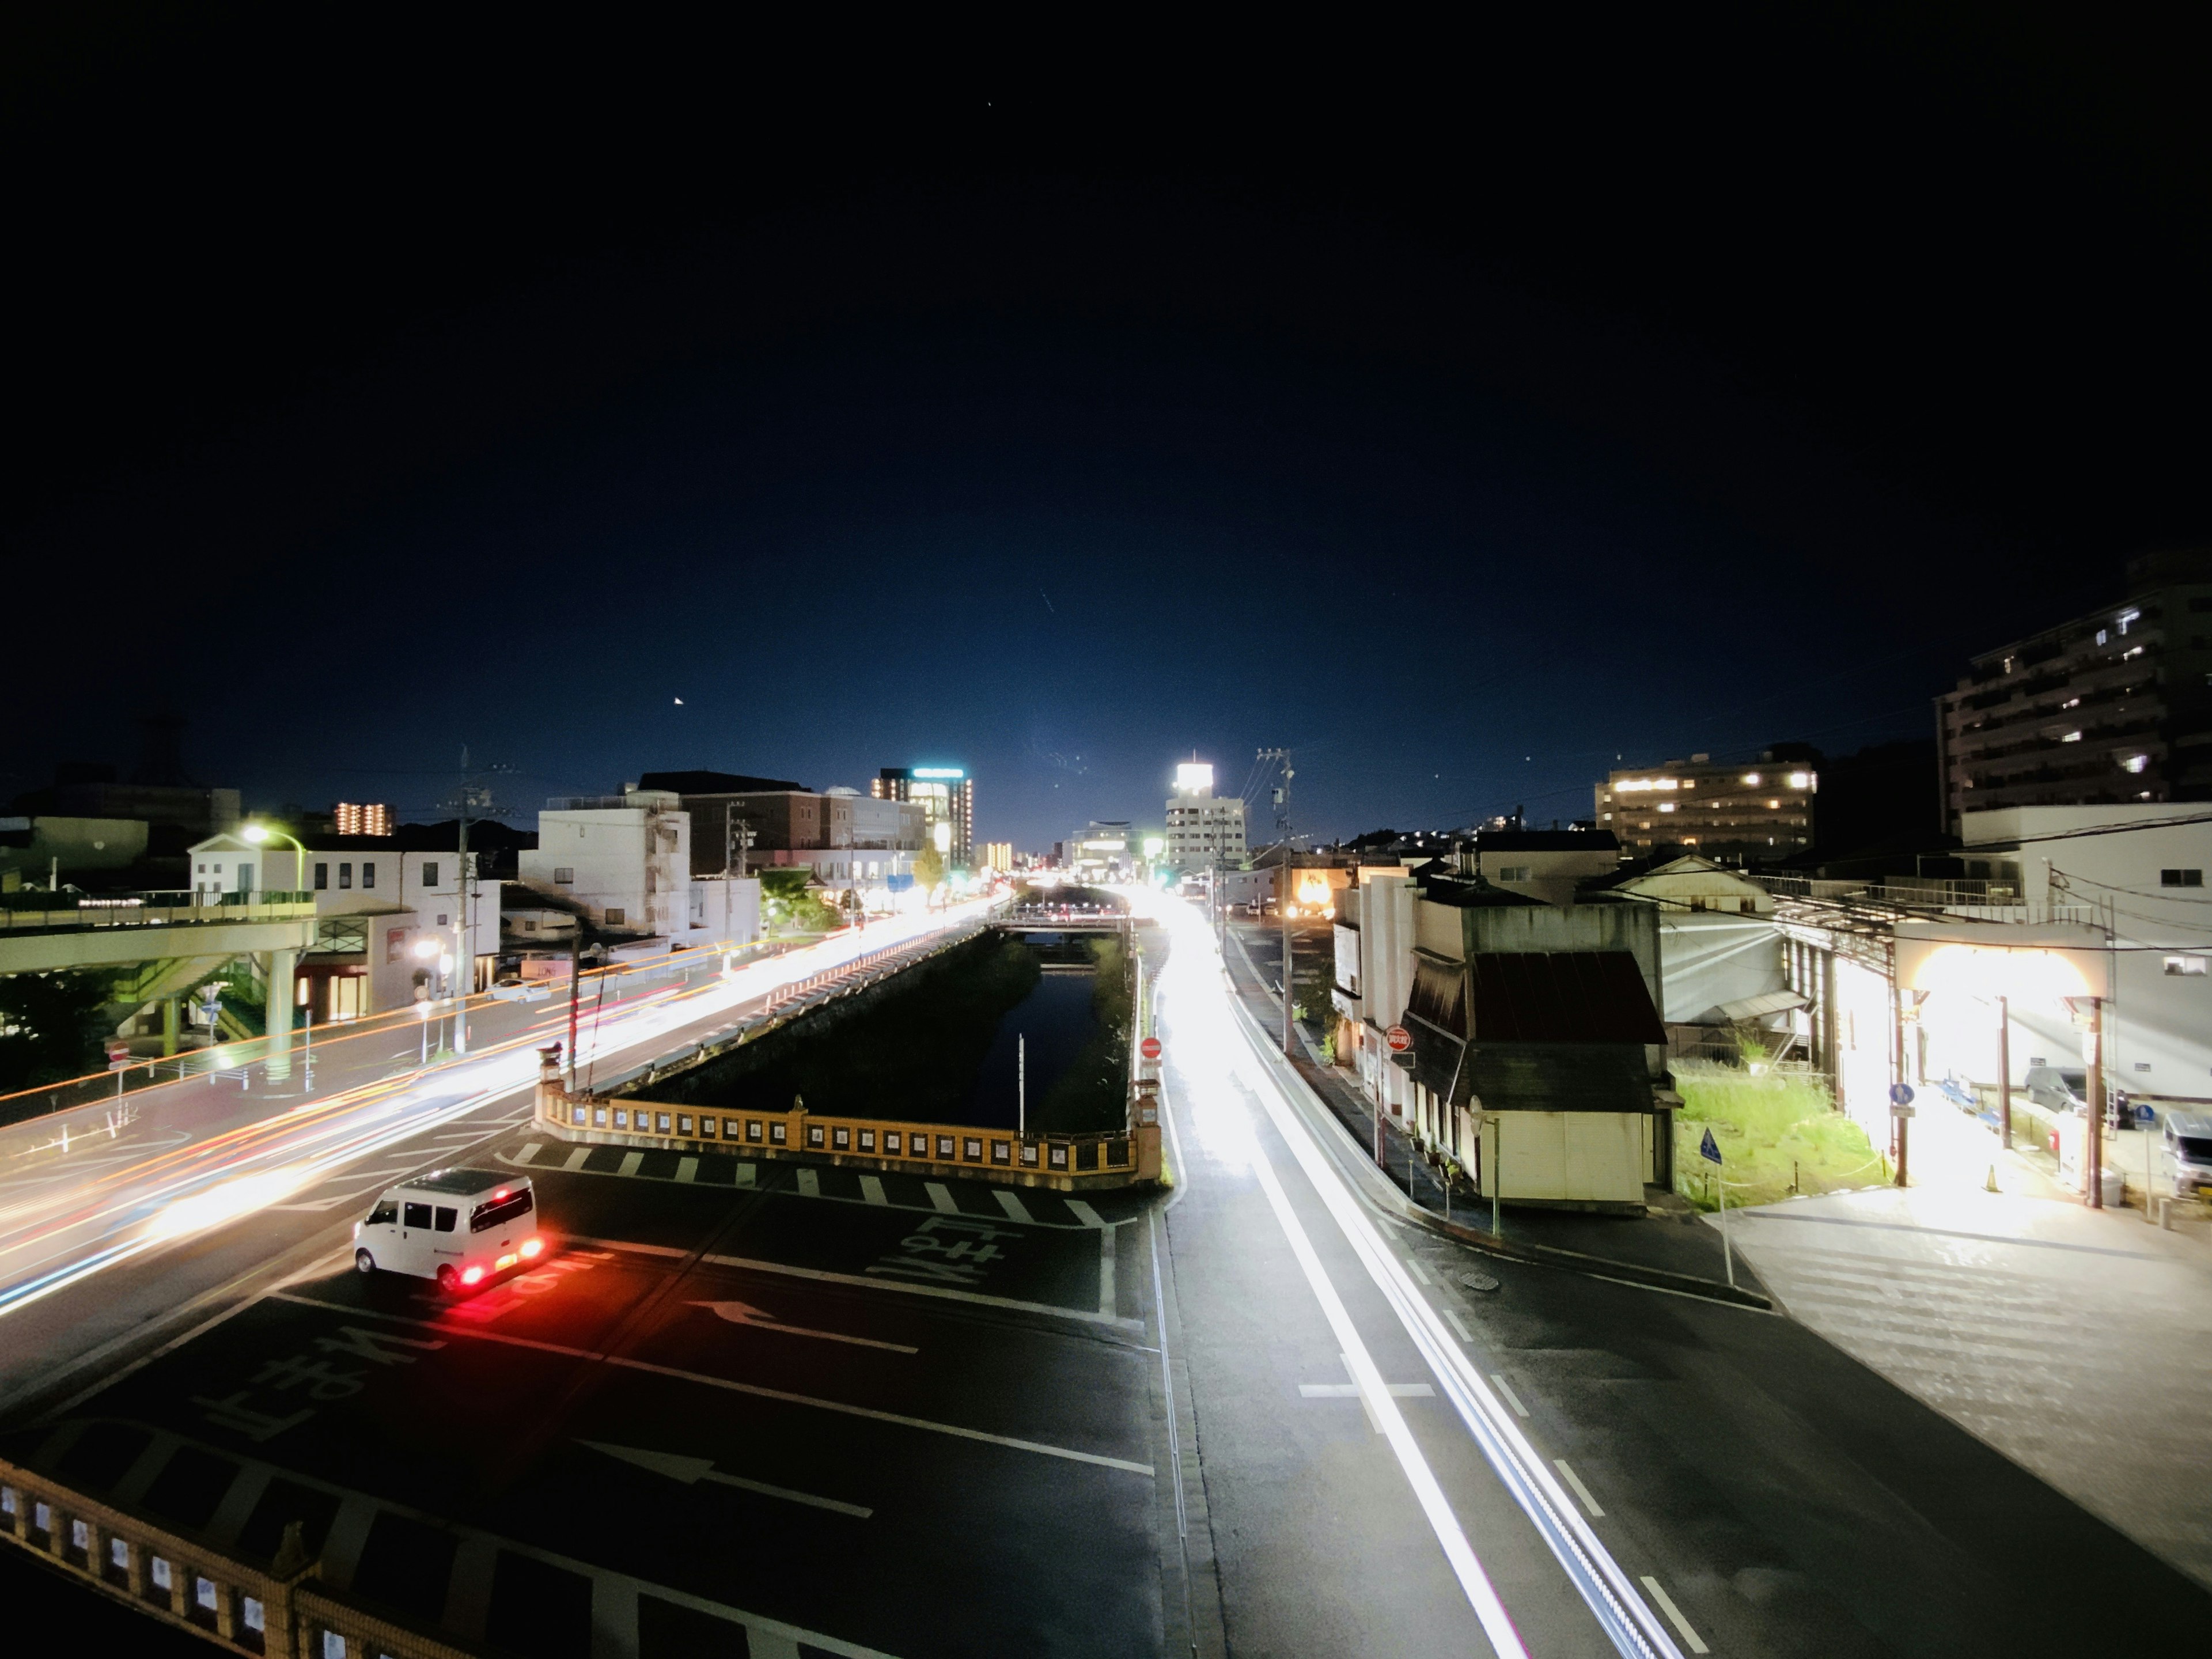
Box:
1130 886 1684 1659
0 903 992 1323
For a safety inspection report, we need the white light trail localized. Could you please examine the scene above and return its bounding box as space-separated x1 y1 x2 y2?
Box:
0 905 993 1323
1132 887 1683 1659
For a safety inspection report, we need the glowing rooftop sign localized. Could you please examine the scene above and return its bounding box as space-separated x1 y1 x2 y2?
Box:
912 767 964 779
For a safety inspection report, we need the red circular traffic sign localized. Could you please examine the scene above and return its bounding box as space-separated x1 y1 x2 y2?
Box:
1385 1025 1412 1053
1140 1036 1162 1061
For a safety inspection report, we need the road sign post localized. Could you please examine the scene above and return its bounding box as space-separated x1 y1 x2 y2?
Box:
1140 1036 1162 1062
1890 1083 1916 1188
1700 1127 1733 1287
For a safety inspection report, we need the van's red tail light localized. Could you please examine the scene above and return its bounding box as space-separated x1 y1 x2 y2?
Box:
461 1266 484 1286
520 1237 543 1259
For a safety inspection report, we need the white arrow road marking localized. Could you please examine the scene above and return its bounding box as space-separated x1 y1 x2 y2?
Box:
579 1440 872 1518
690 1300 918 1353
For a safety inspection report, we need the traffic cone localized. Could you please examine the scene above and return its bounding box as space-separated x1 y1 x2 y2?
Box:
1985 1163 1999 1194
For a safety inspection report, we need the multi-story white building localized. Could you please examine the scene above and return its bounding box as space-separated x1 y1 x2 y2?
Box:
1164 762 1245 874
520 789 690 938
187 827 499 1021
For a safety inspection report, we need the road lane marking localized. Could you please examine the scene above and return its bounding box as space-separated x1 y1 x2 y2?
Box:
707 1251 1137 1329
1639 1578 1709 1654
1066 1199 1105 1228
272 1289 1150 1474
573 1235 685 1256
617 1152 644 1177
675 1157 699 1184
797 1169 821 1198
1220 1071 1528 1654
1406 1257 1433 1286
924 1183 958 1214
1298 1382 1435 1397
1099 1223 1116 1316
566 1236 1142 1330
1205 909 1685 1659
563 1147 592 1172
736 1163 756 1188
1491 1375 1531 1418
518 1142 542 1164
581 1440 872 1518
1555 1459 1605 1518
1302 1365 1435 1435
993 1189 1033 1224
689 1299 918 1354
1442 1306 1474 1342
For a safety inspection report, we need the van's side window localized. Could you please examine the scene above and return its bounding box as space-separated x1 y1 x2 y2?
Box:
366 1202 398 1228
434 1207 458 1233
403 1203 431 1230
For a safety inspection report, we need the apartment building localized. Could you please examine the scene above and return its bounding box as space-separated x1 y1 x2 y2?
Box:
1934 550 2212 833
1596 752 1815 861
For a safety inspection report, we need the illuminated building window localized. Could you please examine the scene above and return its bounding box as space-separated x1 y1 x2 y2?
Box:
2123 755 2149 774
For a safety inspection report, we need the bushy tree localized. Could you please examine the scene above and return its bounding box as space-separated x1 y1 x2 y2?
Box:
0 969 122 1093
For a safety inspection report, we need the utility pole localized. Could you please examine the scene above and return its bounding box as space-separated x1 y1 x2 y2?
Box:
1996 994 2012 1150
2086 997 2107 1208
566 926 583 1094
1018 1034 1027 1135
1280 858 1295 1058
453 747 474 1056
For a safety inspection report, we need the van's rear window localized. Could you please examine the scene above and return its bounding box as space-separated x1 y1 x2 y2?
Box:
471 1190 534 1233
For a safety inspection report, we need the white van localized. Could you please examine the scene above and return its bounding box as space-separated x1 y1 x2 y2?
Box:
353 1167 541 1293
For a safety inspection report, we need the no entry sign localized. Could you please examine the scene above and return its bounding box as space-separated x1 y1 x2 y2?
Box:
1140 1036 1162 1061
1385 1025 1412 1053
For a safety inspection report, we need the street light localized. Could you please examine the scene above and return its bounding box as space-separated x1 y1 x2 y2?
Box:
241 821 309 900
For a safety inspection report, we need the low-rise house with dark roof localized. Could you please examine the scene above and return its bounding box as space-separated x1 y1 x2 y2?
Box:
1338 862 1673 1210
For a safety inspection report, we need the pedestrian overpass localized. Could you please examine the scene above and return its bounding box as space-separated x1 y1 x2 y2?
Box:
0 891 318 1054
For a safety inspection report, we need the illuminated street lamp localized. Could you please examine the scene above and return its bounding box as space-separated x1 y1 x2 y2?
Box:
241 821 309 899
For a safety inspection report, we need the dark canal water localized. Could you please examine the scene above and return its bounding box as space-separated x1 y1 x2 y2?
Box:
635 931 1132 1134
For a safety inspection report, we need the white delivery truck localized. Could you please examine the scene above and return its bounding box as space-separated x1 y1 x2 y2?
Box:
353 1167 541 1293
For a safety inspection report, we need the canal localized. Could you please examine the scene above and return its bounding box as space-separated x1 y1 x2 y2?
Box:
632 927 1134 1135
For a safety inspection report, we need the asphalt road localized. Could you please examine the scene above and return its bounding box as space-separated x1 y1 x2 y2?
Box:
5 891 2211 1656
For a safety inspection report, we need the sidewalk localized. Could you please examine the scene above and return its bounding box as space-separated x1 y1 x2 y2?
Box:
1724 1176 2212 1592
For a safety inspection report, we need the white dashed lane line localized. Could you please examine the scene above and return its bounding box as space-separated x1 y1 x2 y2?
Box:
1554 1459 1605 1518
1490 1374 1531 1418
1640 1577 1710 1654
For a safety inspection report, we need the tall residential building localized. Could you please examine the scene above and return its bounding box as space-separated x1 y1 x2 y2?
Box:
1595 752 1815 861
1164 762 1247 873
873 767 973 866
982 841 1014 873
1934 550 2212 832
333 802 393 837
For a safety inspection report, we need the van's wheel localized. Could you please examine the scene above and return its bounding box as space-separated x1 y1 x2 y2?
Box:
435 1264 460 1294
354 1249 376 1275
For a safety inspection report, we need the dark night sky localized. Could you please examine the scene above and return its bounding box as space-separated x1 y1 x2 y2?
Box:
6 10 2207 849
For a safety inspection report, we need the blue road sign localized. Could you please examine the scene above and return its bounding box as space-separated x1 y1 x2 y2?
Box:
1889 1083 1916 1107
1698 1127 1722 1165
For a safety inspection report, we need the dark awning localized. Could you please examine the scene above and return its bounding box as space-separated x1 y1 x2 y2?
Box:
1399 950 1665 1110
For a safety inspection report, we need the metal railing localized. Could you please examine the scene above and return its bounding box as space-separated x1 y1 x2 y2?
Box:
0 892 315 933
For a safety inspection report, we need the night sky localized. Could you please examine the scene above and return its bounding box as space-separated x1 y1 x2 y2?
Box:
7 13 2207 850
